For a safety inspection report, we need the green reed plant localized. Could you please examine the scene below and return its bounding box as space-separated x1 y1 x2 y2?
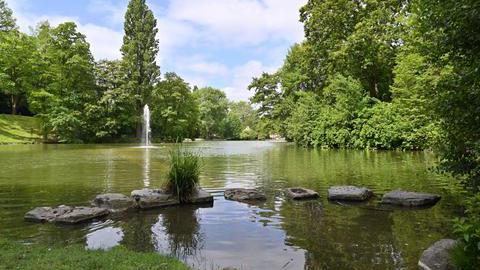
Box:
166 147 200 203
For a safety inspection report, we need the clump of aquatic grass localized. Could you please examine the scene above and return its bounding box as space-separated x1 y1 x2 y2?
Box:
166 147 200 203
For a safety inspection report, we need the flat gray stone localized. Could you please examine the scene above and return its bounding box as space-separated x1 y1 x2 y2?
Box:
24 205 73 223
419 239 457 270
224 188 266 202
25 206 109 224
285 187 319 200
54 207 109 224
187 188 214 204
131 188 179 209
328 186 372 201
93 193 133 212
381 190 441 207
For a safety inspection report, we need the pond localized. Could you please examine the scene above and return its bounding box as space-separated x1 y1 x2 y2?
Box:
0 141 462 269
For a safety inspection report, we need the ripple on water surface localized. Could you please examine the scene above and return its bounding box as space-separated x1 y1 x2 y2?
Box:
0 141 462 270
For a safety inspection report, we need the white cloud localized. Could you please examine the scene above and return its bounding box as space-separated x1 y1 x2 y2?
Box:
87 0 126 26
223 60 277 101
78 24 123 60
166 0 304 46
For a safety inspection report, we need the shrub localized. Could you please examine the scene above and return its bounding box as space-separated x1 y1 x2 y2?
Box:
166 147 200 203
452 194 480 269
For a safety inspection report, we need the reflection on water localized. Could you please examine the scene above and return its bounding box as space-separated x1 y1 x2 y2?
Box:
0 141 463 269
87 225 123 250
143 148 150 187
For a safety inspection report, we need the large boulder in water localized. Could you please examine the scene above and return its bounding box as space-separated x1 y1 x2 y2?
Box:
224 188 266 202
418 239 457 270
131 188 179 209
93 193 133 212
24 206 109 224
327 186 373 201
285 187 319 200
381 190 441 207
24 205 73 223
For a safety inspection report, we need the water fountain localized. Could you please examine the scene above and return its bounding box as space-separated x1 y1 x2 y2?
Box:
142 104 151 147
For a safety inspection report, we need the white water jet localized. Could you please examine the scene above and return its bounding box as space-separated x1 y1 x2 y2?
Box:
142 104 151 147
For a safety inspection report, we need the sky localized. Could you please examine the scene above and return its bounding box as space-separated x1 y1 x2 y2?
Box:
5 0 306 101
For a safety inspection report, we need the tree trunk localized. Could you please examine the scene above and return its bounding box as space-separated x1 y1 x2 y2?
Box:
10 94 18 115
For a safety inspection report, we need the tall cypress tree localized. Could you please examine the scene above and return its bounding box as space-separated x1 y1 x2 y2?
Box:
121 0 160 138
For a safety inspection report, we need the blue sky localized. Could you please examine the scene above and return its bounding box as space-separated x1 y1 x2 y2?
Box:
6 0 306 101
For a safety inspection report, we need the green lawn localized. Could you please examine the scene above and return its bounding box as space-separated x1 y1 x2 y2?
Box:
0 114 42 144
0 239 190 270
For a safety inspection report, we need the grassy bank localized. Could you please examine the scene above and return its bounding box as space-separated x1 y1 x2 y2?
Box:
0 114 41 144
0 239 190 270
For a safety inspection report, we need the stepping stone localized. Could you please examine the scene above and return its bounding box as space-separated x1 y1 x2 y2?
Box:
419 239 457 270
131 188 179 209
25 206 109 224
285 187 319 200
54 207 109 224
327 186 372 201
24 205 73 223
381 190 441 207
224 188 267 202
93 193 133 212
186 188 214 204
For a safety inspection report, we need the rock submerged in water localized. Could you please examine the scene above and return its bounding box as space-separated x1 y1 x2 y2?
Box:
327 186 373 201
187 188 214 204
418 239 457 270
285 187 319 200
130 188 179 209
93 193 133 212
224 188 267 202
381 190 441 207
24 206 109 224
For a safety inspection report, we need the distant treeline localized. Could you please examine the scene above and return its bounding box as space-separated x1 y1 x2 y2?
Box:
0 0 259 143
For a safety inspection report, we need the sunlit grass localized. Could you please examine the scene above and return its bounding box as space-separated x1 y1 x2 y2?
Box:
0 114 41 144
0 239 190 270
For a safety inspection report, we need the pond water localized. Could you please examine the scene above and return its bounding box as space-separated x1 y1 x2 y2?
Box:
0 141 463 269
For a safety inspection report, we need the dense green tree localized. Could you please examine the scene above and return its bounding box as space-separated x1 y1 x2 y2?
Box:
409 1 480 266
0 0 16 31
0 31 36 115
299 0 361 92
85 60 135 140
151 72 198 141
29 22 96 142
228 101 257 131
334 0 406 100
121 0 160 138
192 87 228 139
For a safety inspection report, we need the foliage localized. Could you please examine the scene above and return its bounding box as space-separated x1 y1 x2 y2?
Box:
27 22 97 142
220 113 242 140
0 30 37 115
452 194 480 269
409 0 480 191
166 147 200 203
121 0 160 138
0 239 190 270
151 72 198 141
0 0 16 31
85 60 135 141
192 87 228 139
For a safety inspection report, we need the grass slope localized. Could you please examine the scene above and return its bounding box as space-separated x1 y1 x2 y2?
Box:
0 239 190 270
0 114 41 144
